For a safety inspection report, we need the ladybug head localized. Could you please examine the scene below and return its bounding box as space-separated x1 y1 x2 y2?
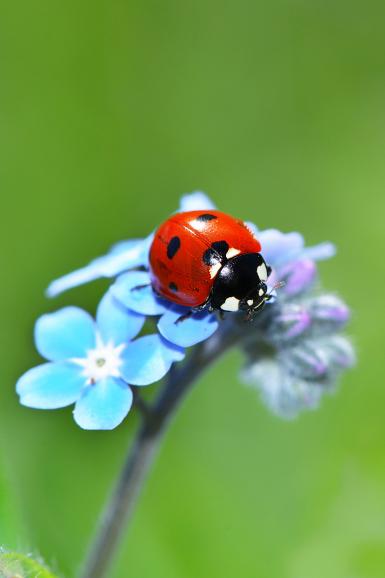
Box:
209 253 272 316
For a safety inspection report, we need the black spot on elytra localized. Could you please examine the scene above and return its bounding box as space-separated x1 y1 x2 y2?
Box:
196 213 217 222
167 236 181 259
169 282 178 292
202 240 229 266
203 248 217 266
211 240 229 255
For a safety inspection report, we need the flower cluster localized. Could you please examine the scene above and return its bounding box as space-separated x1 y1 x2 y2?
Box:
241 294 354 418
16 192 354 428
238 228 355 418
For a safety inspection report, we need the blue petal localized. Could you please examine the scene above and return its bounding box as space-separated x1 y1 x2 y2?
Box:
120 334 185 386
303 242 336 261
35 307 96 361
73 377 133 430
16 362 84 409
96 290 145 344
109 233 153 259
46 235 153 298
158 307 219 347
178 191 217 212
111 271 169 316
244 221 259 238
258 229 304 267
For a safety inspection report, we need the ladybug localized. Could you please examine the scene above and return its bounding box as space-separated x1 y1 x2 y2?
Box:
149 210 272 316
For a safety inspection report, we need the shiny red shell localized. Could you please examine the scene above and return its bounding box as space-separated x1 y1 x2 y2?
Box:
149 210 262 308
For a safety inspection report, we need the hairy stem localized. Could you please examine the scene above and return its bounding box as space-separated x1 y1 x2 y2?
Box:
79 324 237 578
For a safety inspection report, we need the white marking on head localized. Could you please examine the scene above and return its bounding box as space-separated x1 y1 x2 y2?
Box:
209 262 222 279
247 299 253 306
226 247 240 259
259 288 264 297
221 296 240 312
257 263 268 281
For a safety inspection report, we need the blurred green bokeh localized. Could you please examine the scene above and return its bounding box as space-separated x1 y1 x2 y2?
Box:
0 1 384 577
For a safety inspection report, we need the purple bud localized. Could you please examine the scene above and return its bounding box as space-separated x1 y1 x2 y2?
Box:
241 359 323 419
281 341 328 380
268 304 311 342
309 294 350 328
279 259 317 297
321 335 356 370
281 335 355 382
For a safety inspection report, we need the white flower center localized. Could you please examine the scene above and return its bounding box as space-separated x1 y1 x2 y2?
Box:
72 335 125 384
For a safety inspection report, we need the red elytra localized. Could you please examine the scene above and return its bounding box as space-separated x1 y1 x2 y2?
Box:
149 210 262 308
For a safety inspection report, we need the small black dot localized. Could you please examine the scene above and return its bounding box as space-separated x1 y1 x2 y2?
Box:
169 282 178 292
196 213 217 222
211 240 229 255
202 240 229 266
203 248 218 266
167 236 181 259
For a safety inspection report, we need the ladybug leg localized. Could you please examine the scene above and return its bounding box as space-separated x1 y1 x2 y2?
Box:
174 301 215 324
216 309 225 321
132 283 151 291
197 300 225 321
193 302 211 312
175 310 193 325
244 309 255 322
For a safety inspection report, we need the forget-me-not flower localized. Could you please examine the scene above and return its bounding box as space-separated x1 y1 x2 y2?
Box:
45 192 336 349
17 292 184 429
18 190 354 425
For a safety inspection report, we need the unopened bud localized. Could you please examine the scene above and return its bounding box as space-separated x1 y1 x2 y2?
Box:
267 304 311 342
308 294 350 333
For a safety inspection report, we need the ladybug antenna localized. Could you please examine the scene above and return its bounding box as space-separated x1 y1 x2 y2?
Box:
263 280 285 303
269 280 285 294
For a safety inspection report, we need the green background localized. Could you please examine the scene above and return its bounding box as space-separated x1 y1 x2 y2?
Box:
1 1 384 577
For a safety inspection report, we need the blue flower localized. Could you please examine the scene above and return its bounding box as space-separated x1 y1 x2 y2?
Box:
16 292 184 429
17 190 353 425
46 192 220 348
45 191 336 349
